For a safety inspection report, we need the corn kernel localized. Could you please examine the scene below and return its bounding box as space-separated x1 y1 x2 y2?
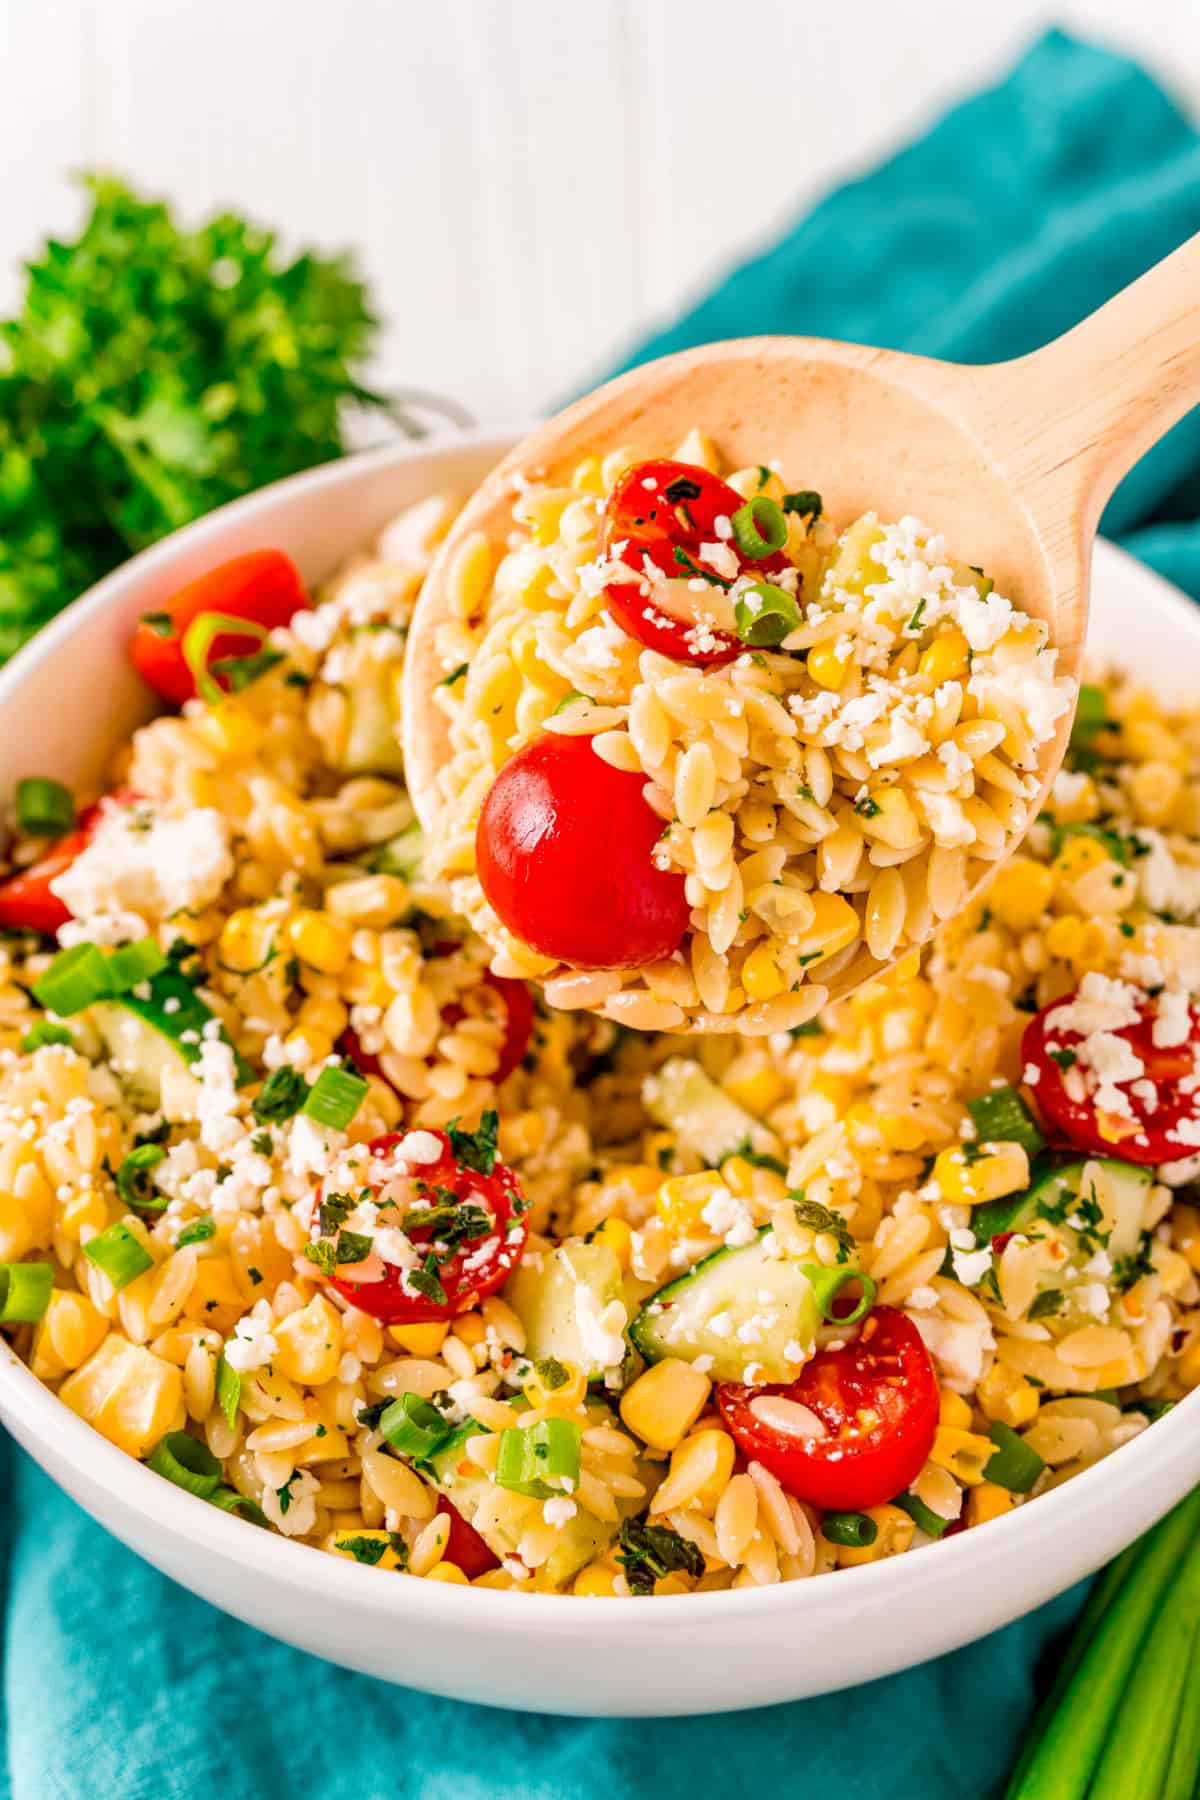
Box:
858 789 921 852
573 1561 621 1597
722 1056 787 1118
288 911 353 975
31 1289 109 1380
939 1390 973 1431
933 1141 1029 1207
326 1529 404 1571
835 1503 916 1567
183 1256 245 1332
977 1361 1040 1428
60 1338 183 1459
272 1294 344 1385
967 1482 1018 1528
620 1358 712 1451
918 628 969 684
742 943 786 1001
807 642 851 691
218 908 277 975
1051 834 1111 888
389 1321 450 1357
284 1025 334 1065
929 1424 995 1486
1044 915 1087 960
199 702 263 758
571 456 606 496
656 1171 726 1237
590 1217 634 1271
425 1560 470 1584
986 857 1056 931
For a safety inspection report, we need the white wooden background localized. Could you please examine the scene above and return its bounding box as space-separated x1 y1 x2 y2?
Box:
3 0 1199 424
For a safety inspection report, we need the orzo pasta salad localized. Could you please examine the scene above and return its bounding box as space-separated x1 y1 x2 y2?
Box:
1 483 1199 1600
428 434 1075 1034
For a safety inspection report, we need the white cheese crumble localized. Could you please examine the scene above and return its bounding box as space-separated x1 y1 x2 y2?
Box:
51 802 233 937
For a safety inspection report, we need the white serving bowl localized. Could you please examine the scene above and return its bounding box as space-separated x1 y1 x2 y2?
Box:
1 428 1198 1716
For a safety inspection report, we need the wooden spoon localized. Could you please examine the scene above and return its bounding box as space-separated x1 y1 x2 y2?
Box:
403 233 1200 1021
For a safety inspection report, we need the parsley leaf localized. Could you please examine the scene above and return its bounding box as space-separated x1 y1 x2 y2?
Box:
663 476 702 505
447 1109 500 1176
616 1517 704 1596
251 1065 308 1124
1029 1289 1064 1321
408 1254 448 1308
335 1535 390 1566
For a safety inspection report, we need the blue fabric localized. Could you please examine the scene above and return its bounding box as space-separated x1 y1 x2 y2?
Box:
6 26 1200 1800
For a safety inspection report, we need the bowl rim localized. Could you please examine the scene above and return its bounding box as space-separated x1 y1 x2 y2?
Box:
1 431 1198 1635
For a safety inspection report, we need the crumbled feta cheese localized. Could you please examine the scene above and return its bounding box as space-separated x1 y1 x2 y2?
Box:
51 802 233 934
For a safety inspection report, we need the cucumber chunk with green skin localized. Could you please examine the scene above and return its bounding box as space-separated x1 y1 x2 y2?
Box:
504 1243 626 1382
629 1227 818 1383
972 1158 1151 1259
365 819 423 881
91 966 252 1109
340 664 405 776
643 1057 781 1169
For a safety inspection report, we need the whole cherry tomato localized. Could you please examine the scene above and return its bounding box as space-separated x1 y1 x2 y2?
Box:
600 458 790 666
476 733 690 969
716 1307 939 1512
130 549 309 706
318 1127 528 1325
1022 985 1200 1165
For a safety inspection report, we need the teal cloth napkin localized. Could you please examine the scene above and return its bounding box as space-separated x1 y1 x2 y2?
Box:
5 27 1200 1800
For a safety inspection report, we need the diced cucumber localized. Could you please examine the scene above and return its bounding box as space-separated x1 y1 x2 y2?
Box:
972 1158 1151 1260
90 967 250 1110
365 819 424 882
340 663 405 776
629 1227 817 1383
826 514 886 597
643 1057 781 1169
504 1242 626 1382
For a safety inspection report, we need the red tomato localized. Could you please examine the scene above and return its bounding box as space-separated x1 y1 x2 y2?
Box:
476 733 690 969
325 1128 528 1325
341 971 533 1093
600 458 789 666
130 549 309 705
436 1495 500 1578
1022 988 1200 1165
716 1307 939 1512
0 795 126 934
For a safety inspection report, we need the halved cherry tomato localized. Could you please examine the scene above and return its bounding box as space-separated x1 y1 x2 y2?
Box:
600 458 790 667
1022 987 1200 1164
325 1128 528 1325
716 1307 939 1512
476 733 690 969
436 1495 500 1578
130 549 309 706
0 793 132 935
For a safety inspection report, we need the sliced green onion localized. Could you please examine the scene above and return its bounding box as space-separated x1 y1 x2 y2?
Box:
1051 820 1132 868
15 777 75 838
1069 683 1109 751
21 1020 73 1053
251 1065 308 1124
146 1430 222 1498
730 495 787 559
215 1349 241 1430
114 1142 168 1213
893 1490 949 1539
106 936 169 991
81 1220 153 1290
209 1486 268 1526
966 1085 1046 1158
495 1417 581 1498
0 1261 53 1323
734 581 802 647
32 943 114 1015
821 1510 877 1548
983 1420 1045 1493
302 1063 368 1130
782 489 822 521
181 610 270 707
801 1262 876 1326
176 1215 215 1248
379 1392 452 1461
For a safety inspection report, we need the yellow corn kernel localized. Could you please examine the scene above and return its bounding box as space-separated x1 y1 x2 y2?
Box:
1051 834 1111 887
60 1187 109 1243
283 1025 334 1066
986 857 1056 931
933 1141 1029 1207
389 1321 450 1357
287 910 353 975
590 1217 634 1271
198 702 263 758
741 942 786 1001
929 1424 995 1486
967 1482 1018 1528
807 642 851 691
976 1361 1041 1428
722 1057 787 1118
796 891 861 958
183 1256 245 1333
453 1312 487 1350
858 789 922 852
620 1358 712 1452
498 1110 546 1161
272 1293 344 1386
523 1357 588 1412
0 1192 37 1261
1051 775 1100 826
425 1560 470 1585
604 1164 662 1200
1044 915 1087 960
654 1572 693 1596
655 1171 726 1237
1131 760 1183 826
571 455 606 496
30 1289 110 1380
918 628 969 685
1125 717 1188 767
573 1561 621 1597
218 907 276 975
326 1529 404 1571
297 993 350 1041
295 1426 350 1465
939 1389 973 1431
60 1337 183 1459
835 1503 916 1568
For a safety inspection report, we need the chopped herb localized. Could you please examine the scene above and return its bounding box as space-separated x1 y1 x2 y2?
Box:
408 1254 448 1308
439 662 469 687
209 647 285 692
1112 1243 1155 1294
276 1474 299 1516
283 669 312 689
533 1356 570 1392
251 1065 308 1124
663 476 702 505
732 1139 788 1176
335 1535 390 1566
247 1267 263 1286
176 1216 215 1248
303 1239 337 1277
140 611 173 637
250 1130 273 1155
333 1231 371 1266
854 795 881 819
1049 1047 1077 1071
791 1194 854 1262
755 465 771 489
318 1193 355 1234
446 1108 500 1176
615 1517 704 1596
789 1019 824 1039
1118 921 1136 938
906 600 927 633
1029 1289 1064 1321
672 546 731 590
782 489 822 521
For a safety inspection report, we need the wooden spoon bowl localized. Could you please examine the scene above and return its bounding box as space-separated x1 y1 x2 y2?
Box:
403 235 1200 1021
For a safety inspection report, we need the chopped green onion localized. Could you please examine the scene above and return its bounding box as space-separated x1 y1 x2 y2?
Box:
893 1490 949 1539
0 1261 53 1323
146 1430 222 1499
81 1220 153 1290
215 1349 241 1430
782 489 822 521
821 1510 877 1548
801 1262 876 1325
180 610 270 707
20 1020 73 1053
15 777 75 838
730 495 787 559
983 1421 1045 1493
209 1486 268 1526
495 1417 581 1497
32 943 114 1015
1051 820 1132 867
379 1392 452 1461
209 647 285 693
967 1085 1046 1158
302 1063 368 1130
734 581 802 647
438 662 469 687
106 936 168 991
176 1215 215 1249
1069 683 1110 753
251 1065 308 1123
114 1142 168 1213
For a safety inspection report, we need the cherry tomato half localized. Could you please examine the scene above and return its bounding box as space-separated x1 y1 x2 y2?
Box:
323 1128 528 1325
1022 987 1200 1165
716 1307 939 1512
436 1495 500 1578
130 549 309 706
476 733 690 969
0 792 134 935
600 458 789 667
